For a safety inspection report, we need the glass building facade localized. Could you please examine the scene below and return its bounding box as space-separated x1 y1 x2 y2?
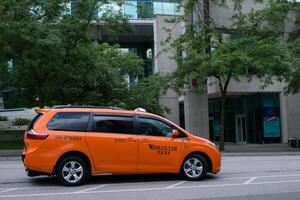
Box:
71 0 181 19
209 93 281 144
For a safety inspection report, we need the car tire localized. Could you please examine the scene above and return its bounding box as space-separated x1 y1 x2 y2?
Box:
180 154 208 181
56 156 88 186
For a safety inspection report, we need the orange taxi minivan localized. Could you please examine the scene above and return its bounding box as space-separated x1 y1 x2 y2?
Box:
22 105 221 186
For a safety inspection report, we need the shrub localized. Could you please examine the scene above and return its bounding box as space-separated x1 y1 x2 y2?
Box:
0 116 8 121
12 118 31 126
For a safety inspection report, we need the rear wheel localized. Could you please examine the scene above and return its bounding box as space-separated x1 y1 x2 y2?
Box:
180 154 208 180
56 156 88 186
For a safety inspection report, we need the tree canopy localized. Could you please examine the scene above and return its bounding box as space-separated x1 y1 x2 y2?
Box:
165 0 298 150
286 2 300 92
0 0 166 115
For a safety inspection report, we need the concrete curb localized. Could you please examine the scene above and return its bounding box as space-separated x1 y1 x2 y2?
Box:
0 156 21 161
0 149 22 157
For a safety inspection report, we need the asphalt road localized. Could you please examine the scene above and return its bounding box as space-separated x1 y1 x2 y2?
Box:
0 155 300 200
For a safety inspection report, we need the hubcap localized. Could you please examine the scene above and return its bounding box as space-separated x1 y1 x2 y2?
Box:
183 158 203 178
62 161 83 183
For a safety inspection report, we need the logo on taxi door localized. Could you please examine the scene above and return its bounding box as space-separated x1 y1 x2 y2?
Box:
148 144 177 155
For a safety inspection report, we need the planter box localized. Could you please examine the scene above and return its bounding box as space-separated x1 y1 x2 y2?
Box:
0 130 24 141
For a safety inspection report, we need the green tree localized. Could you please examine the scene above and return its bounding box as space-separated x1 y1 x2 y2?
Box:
80 43 144 106
166 0 294 151
0 0 134 108
286 2 300 92
0 0 167 114
0 64 9 91
125 74 169 115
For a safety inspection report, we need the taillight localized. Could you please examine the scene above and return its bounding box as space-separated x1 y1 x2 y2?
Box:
26 130 48 140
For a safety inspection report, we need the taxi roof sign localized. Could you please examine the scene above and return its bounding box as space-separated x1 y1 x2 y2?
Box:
134 107 146 112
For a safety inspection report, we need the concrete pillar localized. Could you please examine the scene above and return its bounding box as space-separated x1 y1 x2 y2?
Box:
154 15 183 124
158 90 180 124
286 93 300 141
279 92 288 143
184 88 209 138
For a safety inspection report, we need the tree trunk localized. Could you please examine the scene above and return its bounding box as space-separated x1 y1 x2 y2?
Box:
217 74 231 151
219 94 226 151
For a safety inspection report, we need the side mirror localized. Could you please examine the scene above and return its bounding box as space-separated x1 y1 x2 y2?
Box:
172 129 179 138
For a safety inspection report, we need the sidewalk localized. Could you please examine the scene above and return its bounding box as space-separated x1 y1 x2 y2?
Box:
220 143 300 156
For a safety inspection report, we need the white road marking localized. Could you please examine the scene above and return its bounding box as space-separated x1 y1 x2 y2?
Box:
0 165 23 168
0 189 17 194
222 173 300 180
248 179 300 185
75 185 107 193
0 173 299 191
243 177 256 184
1 178 300 198
166 181 186 188
0 186 61 191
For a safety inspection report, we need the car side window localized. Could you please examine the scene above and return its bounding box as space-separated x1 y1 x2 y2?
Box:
138 117 173 137
92 115 134 134
48 112 90 132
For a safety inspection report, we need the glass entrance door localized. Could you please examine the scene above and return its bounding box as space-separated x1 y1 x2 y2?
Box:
235 115 247 143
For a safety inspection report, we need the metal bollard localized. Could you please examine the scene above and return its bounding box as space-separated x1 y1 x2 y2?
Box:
288 137 299 150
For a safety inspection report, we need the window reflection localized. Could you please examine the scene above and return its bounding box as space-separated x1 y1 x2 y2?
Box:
153 2 163 14
96 0 181 20
163 2 175 15
124 1 138 19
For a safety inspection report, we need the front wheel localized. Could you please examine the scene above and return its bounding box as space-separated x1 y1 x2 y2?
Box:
180 154 208 181
56 156 88 186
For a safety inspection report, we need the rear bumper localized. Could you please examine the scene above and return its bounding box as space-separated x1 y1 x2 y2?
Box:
22 150 54 174
22 153 50 177
26 169 50 177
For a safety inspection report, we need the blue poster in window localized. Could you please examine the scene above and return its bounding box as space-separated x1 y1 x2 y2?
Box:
213 119 221 136
262 107 280 138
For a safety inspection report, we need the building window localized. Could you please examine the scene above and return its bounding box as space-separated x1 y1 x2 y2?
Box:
124 1 138 19
77 0 183 20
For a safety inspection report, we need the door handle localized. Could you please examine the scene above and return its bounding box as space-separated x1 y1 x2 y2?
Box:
127 138 137 143
115 138 126 142
141 139 149 143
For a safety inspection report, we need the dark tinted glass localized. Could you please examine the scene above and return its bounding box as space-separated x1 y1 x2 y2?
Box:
92 115 134 134
138 117 173 137
27 113 43 131
48 112 90 131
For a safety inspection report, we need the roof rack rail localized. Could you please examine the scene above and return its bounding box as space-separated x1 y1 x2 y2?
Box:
52 105 126 110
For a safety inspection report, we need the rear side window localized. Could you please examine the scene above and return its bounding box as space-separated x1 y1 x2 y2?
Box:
92 115 134 134
48 112 90 132
27 113 43 131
